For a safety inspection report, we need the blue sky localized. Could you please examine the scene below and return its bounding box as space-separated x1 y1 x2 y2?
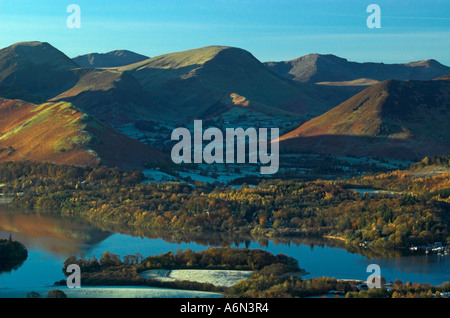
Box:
0 0 449 64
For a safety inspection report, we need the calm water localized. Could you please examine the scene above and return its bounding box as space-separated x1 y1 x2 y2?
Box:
0 204 449 295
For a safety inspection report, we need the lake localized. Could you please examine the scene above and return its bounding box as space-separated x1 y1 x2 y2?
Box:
0 203 449 297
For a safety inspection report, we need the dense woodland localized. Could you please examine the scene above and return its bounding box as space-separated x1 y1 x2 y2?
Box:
226 272 450 298
348 156 450 202
0 160 449 253
346 280 450 298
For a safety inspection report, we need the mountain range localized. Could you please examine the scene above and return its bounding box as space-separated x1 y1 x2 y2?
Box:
0 41 449 168
265 54 450 85
2 42 360 127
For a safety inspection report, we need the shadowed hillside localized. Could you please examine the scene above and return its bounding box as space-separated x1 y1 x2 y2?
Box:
0 42 161 127
50 69 162 126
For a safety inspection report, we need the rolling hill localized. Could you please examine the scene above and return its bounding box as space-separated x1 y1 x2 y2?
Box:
72 50 150 68
0 98 165 169
265 54 450 84
279 78 450 160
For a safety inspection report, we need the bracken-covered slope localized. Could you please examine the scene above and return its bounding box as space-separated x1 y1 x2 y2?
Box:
72 50 150 68
0 98 166 169
265 54 450 84
279 79 450 160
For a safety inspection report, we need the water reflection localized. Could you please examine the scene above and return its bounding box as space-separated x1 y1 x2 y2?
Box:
0 205 111 257
0 256 27 274
86 220 351 251
0 262 26 274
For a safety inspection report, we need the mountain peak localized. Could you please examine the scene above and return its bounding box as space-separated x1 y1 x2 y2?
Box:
72 49 150 68
1 41 79 70
296 53 347 62
405 59 446 69
124 45 236 70
10 41 49 48
0 42 81 99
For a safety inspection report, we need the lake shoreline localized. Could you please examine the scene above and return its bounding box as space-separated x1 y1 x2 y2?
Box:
0 286 222 299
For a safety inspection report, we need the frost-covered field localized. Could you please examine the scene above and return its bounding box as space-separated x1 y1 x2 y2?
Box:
141 269 253 287
143 169 179 182
0 286 221 299
0 197 13 204
144 163 262 185
334 155 412 169
0 270 254 298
